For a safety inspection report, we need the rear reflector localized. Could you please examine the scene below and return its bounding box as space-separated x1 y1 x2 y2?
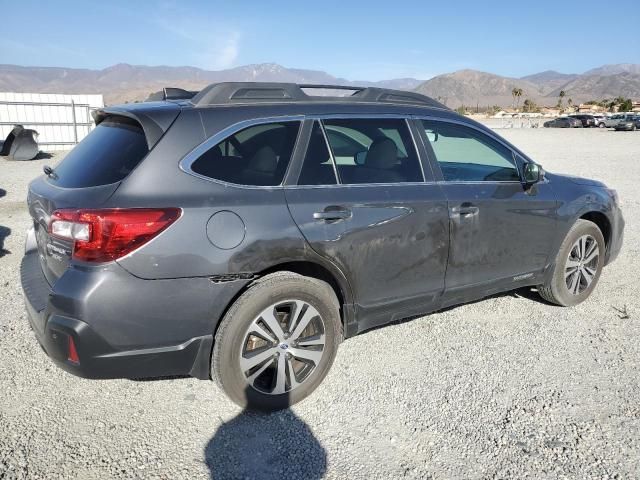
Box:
67 336 80 364
49 208 182 263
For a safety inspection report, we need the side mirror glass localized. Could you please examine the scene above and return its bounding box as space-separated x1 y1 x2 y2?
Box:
523 162 542 185
355 151 367 165
425 129 439 142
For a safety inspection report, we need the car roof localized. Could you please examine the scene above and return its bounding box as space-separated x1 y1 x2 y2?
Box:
137 82 448 111
103 82 461 124
98 82 503 148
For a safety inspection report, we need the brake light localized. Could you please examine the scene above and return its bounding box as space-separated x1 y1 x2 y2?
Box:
67 336 80 365
48 208 182 262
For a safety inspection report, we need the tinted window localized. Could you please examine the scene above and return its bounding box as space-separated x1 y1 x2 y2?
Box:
49 116 148 188
298 121 337 185
322 118 423 184
191 122 300 186
422 120 520 182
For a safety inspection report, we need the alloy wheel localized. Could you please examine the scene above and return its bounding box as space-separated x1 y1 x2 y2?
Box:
239 300 326 395
565 234 599 295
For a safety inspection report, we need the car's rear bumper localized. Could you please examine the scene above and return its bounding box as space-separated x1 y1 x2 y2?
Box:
20 250 249 380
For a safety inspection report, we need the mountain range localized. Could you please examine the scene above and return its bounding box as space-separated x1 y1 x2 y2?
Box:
0 62 638 107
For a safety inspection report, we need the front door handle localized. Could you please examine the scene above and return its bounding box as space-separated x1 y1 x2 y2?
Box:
450 205 479 217
313 207 351 221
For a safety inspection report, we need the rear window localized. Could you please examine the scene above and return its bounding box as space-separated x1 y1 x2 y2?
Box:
50 116 148 188
190 121 300 186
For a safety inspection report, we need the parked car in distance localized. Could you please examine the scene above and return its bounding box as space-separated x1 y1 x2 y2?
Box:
614 116 640 131
593 115 608 128
568 114 596 127
21 82 624 411
543 117 582 128
601 114 635 128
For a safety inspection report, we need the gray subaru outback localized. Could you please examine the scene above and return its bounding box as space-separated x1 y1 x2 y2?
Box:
21 83 624 410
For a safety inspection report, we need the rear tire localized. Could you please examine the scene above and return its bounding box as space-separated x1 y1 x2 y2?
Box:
538 219 605 306
212 271 342 411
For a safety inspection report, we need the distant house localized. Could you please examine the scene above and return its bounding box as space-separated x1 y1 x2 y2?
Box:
577 103 605 113
540 106 561 116
632 101 640 112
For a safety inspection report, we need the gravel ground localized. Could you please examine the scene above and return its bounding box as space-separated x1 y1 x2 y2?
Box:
0 128 638 479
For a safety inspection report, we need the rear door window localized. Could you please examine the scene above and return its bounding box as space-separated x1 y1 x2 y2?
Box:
49 116 148 188
321 118 423 184
191 122 300 186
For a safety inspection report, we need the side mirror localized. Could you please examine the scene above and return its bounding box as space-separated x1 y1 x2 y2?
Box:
425 130 439 142
523 162 542 185
355 151 367 165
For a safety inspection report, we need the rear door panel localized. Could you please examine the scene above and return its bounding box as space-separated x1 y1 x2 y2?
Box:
286 184 449 331
285 116 450 330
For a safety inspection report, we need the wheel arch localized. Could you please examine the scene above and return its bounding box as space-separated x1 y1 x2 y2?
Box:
212 258 357 349
257 259 356 338
580 210 611 249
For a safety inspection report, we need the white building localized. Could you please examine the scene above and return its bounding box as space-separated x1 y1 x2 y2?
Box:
0 92 104 151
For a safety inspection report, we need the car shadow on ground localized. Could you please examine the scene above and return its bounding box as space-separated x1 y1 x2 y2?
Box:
204 386 326 480
0 225 11 258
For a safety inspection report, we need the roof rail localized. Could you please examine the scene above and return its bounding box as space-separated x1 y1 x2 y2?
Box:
350 87 445 108
298 84 365 93
190 82 447 109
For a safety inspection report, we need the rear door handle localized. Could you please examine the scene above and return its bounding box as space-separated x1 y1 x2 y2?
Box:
450 205 479 217
313 207 351 221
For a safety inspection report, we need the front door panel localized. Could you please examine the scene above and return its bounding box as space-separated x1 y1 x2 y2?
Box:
441 182 558 296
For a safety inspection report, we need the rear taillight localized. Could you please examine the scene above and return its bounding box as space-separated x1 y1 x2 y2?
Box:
48 208 182 262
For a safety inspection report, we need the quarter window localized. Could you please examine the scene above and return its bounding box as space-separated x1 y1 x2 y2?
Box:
421 120 520 182
322 118 423 184
191 121 300 186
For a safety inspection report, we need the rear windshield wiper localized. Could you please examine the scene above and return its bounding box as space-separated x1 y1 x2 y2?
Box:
43 165 58 180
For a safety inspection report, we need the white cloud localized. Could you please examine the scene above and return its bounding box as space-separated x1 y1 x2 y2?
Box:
151 11 241 70
197 31 241 70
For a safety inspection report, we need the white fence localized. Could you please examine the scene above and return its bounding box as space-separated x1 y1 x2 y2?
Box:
0 92 104 151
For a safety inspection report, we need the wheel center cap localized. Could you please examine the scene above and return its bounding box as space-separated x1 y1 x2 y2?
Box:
279 343 289 350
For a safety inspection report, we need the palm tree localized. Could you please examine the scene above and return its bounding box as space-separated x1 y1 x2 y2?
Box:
516 88 523 109
558 90 566 108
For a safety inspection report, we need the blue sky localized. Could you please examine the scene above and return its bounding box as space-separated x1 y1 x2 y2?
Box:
2 0 639 80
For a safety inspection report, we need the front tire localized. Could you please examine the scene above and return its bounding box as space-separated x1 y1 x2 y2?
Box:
538 219 605 306
212 272 342 411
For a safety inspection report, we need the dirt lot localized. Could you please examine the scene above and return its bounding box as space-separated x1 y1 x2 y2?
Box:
0 128 638 479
